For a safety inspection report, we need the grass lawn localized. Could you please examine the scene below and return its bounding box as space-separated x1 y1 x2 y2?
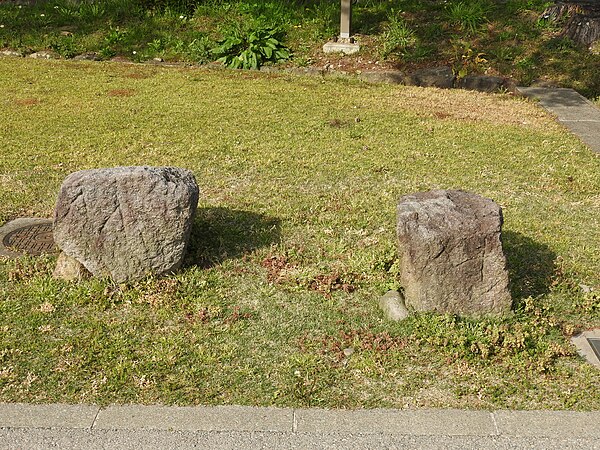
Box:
1 57 599 409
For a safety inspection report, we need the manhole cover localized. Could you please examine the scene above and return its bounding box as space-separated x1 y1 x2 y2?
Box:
3 223 56 255
572 329 600 369
0 218 58 257
588 338 600 361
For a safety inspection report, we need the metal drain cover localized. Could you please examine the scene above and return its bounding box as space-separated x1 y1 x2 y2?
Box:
572 329 600 369
588 338 600 361
0 218 58 257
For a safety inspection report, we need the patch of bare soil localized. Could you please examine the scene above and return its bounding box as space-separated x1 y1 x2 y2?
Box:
107 89 135 97
14 98 39 106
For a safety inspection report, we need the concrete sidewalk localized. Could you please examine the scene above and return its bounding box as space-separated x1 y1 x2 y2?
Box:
1 403 599 449
517 86 600 154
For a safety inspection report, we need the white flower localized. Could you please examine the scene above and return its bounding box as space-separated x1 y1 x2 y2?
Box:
54 5 58 8
40 13 45 17
179 15 185 19
0 25 4 28
132 51 137 54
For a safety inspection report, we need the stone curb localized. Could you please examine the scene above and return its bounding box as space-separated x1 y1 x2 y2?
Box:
1 50 515 94
1 404 599 438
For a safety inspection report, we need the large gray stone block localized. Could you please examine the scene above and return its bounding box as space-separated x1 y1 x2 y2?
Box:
54 166 199 283
396 190 511 316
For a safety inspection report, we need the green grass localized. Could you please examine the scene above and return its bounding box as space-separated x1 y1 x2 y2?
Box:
0 0 599 97
1 58 600 409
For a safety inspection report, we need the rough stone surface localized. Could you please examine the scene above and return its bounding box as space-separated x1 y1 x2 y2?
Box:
0 49 22 57
458 75 508 93
286 67 325 77
379 290 410 321
73 52 100 61
359 70 406 84
28 51 58 60
53 166 199 283
53 252 91 281
407 67 455 89
396 190 511 316
109 56 132 63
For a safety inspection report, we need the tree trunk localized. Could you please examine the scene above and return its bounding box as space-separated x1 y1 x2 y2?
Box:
542 1 600 47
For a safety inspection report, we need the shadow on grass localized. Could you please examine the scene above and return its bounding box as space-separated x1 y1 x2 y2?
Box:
184 207 281 268
502 230 556 308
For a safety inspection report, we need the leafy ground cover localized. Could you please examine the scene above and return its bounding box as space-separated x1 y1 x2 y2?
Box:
0 0 599 97
1 58 600 409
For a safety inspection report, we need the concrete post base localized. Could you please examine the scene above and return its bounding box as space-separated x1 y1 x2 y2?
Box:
323 40 360 55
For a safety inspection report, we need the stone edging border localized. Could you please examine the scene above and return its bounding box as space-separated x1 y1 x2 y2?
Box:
0 49 516 94
1 404 599 438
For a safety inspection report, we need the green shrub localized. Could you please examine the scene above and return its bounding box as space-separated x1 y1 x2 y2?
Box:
211 25 290 70
184 35 213 63
49 35 79 59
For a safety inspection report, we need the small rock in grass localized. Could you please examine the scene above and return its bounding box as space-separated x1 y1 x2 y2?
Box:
0 50 22 57
28 51 58 60
73 52 100 61
53 252 91 281
379 290 409 321
579 284 593 293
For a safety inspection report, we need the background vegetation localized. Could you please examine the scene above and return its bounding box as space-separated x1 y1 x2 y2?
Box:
0 0 599 97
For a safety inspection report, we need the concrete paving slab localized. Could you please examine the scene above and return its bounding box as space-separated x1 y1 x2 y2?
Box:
94 405 292 432
2 428 600 450
557 120 600 153
294 408 497 436
494 410 600 438
517 87 600 153
0 403 99 429
517 87 596 113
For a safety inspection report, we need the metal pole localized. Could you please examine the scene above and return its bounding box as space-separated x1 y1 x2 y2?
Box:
340 0 351 39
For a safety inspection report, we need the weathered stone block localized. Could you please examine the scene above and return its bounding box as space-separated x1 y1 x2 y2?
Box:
407 67 455 89
359 70 406 85
53 166 199 283
396 190 511 316
458 75 507 93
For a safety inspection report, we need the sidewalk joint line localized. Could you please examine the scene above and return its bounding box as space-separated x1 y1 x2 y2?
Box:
90 406 101 431
490 412 499 436
559 119 600 123
292 409 298 433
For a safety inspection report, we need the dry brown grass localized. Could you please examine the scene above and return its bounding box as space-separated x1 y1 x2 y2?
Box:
374 87 559 130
